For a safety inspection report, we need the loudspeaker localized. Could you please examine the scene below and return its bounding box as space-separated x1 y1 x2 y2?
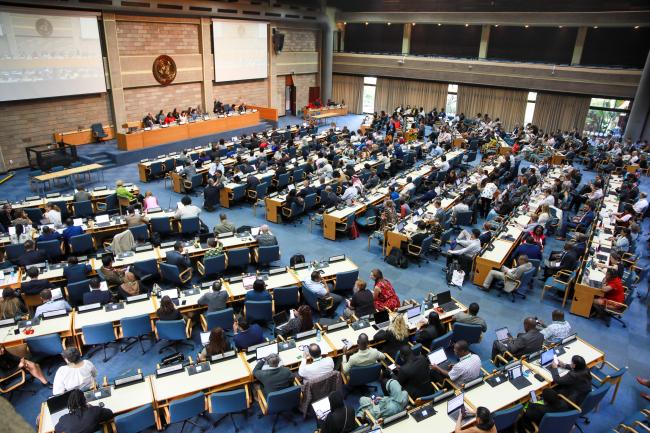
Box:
272 32 285 52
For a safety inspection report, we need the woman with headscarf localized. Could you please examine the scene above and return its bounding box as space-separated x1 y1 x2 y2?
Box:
321 391 356 433
357 378 408 422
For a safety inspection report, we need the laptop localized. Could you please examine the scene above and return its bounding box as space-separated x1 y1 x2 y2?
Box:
273 310 289 328
255 342 278 360
507 364 532 390
95 214 110 227
251 227 260 236
396 221 405 232
159 289 179 300
372 310 390 329
446 392 472 422
200 332 210 346
436 290 457 312
312 396 331 420
406 305 423 326
427 347 452 370
539 348 555 368
46 390 73 426
242 275 257 290
495 327 510 343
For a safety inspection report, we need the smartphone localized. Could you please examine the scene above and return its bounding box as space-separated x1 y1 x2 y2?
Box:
388 363 397 371
529 391 538 403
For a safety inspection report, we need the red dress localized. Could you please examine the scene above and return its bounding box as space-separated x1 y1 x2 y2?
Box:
374 279 400 311
604 277 625 303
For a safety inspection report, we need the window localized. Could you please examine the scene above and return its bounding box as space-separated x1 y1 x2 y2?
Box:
362 76 377 113
445 84 458 117
524 92 537 125
584 98 630 137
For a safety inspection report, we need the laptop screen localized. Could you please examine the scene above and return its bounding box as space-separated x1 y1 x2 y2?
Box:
251 227 260 236
437 290 452 304
242 275 257 290
373 310 389 325
200 332 210 346
495 327 509 341
95 214 110 224
406 306 421 320
396 222 405 232
507 365 523 380
311 396 331 420
447 393 464 414
256 342 278 360
47 389 73 414
160 289 179 300
540 349 555 366
427 348 447 365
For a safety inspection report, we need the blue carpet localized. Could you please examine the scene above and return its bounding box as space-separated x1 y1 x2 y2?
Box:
1 113 648 433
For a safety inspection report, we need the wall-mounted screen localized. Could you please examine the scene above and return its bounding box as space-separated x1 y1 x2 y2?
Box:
0 11 106 101
212 19 268 83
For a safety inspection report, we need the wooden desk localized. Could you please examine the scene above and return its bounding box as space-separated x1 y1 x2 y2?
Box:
34 164 103 183
226 268 300 301
53 126 115 146
322 323 380 355
150 353 251 408
1 314 73 348
304 106 348 120
527 337 605 382
551 153 566 165
292 258 359 284
249 335 336 370
117 112 261 150
39 377 156 433
464 367 548 413
472 219 529 286
380 400 462 433
323 187 389 240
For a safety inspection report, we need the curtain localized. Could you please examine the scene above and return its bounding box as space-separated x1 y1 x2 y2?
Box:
532 92 590 133
457 85 527 130
373 78 448 114
332 74 363 114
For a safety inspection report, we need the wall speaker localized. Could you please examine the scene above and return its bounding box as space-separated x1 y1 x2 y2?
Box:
272 32 285 52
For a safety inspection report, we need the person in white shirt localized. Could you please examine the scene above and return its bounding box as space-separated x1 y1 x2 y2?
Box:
52 348 97 395
174 195 201 219
34 289 72 318
43 204 62 226
208 159 224 177
298 343 334 381
430 340 481 386
436 155 450 172
340 183 359 204
541 189 556 207
401 177 416 199
633 192 648 215
539 310 573 342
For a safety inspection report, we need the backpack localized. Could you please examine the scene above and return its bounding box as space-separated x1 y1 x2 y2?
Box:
446 259 461 284
290 254 305 267
385 248 408 269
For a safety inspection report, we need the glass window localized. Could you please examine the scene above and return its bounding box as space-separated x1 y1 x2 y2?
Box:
524 102 535 125
448 83 458 93
363 76 377 85
446 93 457 117
527 91 537 102
584 98 630 137
362 86 376 113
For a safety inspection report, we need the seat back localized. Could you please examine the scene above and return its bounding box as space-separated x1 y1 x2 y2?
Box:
257 245 280 266
82 322 116 345
26 334 64 357
292 169 304 183
418 235 434 254
493 403 523 431
451 323 482 346
159 263 182 285
37 239 63 261
518 266 537 293
455 211 473 226
5 243 25 263
190 174 203 189
156 319 188 341
25 207 44 223
227 248 250 270
580 382 611 415
69 234 94 254
180 217 200 235
273 286 299 308
114 404 156 433
150 217 172 234
335 269 359 292
120 314 152 339
168 392 205 424
204 308 234 332
245 300 273 324
209 389 248 416
134 259 159 278
73 201 94 218
348 363 381 387
67 279 91 307
230 184 246 201
129 224 149 242
537 410 580 433
277 173 290 189
202 255 227 277
430 330 453 351
91 123 106 137
266 386 301 414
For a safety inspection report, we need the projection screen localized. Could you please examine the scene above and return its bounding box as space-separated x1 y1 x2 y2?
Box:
0 11 106 102
212 19 268 83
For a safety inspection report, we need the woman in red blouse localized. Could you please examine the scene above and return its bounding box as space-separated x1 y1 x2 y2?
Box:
593 269 625 310
371 268 400 311
529 225 546 249
164 112 175 124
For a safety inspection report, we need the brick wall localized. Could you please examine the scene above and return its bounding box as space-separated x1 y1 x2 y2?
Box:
123 82 203 122
280 28 318 52
116 21 199 55
213 79 268 107
294 73 317 114
0 94 113 169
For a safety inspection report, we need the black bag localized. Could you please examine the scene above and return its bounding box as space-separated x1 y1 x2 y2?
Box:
385 248 408 269
446 259 460 284
290 254 305 267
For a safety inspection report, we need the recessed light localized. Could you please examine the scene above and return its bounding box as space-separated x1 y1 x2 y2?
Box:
634 26 639 29
525 25 529 28
387 22 391 26
465 24 469 27
343 22 346 25
412 22 416 26
558 25 563 28
593 26 598 29
365 22 368 25
438 23 441 26
494 24 499 27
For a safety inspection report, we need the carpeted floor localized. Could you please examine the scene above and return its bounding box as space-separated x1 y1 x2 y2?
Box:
1 114 648 433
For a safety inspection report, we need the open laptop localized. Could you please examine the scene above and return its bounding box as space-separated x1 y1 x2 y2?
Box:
495 327 510 343
273 310 289 329
539 348 555 368
46 390 73 426
396 221 405 232
427 347 452 370
436 290 457 312
406 305 423 327
372 310 390 329
312 396 331 420
242 275 257 290
447 392 472 422
95 214 110 227
255 342 278 360
507 364 532 390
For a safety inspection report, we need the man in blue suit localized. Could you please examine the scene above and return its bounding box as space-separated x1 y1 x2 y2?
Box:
82 278 112 305
511 235 543 262
63 256 92 283
62 218 83 243
165 241 191 271
557 202 595 240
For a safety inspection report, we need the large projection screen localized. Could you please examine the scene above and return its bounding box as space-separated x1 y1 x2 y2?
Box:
212 20 268 83
0 11 106 102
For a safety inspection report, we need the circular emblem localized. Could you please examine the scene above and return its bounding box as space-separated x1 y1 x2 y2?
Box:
36 18 53 37
152 55 177 85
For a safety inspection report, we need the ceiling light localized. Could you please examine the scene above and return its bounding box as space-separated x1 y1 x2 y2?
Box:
365 22 368 25
558 25 563 28
343 22 346 25
438 23 441 26
494 24 499 27
465 24 469 27
387 22 391 26
593 26 598 29
412 22 416 26
525 25 529 28
634 25 639 29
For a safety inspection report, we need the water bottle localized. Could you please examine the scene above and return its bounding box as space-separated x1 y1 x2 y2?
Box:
45 260 50 272
316 329 322 342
